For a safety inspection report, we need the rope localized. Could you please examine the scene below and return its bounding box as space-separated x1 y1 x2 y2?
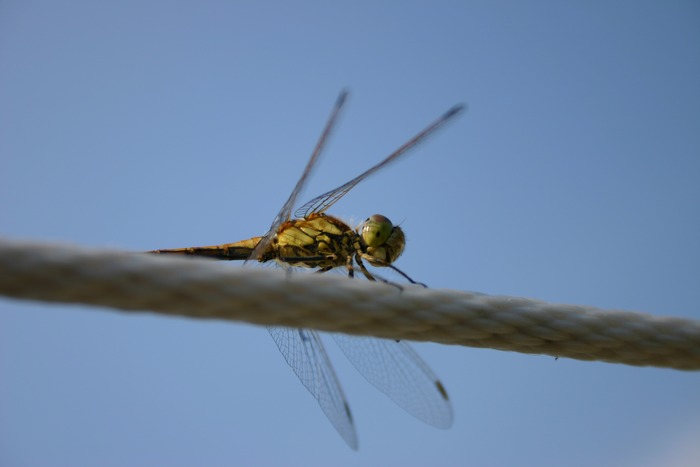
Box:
1 237 699 370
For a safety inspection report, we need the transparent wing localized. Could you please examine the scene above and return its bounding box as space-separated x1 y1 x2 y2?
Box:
295 103 465 218
268 326 359 450
332 333 453 429
249 91 348 261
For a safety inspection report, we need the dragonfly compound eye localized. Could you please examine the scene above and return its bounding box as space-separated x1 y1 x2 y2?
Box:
361 214 394 247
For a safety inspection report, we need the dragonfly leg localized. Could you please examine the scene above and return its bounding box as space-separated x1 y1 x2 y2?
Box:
359 253 427 287
345 255 356 278
353 254 379 282
389 265 427 287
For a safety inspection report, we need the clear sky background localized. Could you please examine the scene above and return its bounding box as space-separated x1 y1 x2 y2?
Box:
2 2 700 466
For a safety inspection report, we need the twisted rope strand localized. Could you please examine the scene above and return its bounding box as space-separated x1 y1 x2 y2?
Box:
1 238 698 370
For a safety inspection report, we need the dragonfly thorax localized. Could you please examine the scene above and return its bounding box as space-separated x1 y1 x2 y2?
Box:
272 214 358 269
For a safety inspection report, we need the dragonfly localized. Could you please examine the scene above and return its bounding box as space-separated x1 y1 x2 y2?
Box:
150 91 464 449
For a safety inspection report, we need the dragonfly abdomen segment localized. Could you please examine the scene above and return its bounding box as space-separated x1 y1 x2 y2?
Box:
150 237 264 261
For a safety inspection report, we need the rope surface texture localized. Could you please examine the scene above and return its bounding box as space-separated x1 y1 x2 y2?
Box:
1 238 698 370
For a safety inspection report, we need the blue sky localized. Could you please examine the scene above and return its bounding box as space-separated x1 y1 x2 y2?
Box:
2 1 700 466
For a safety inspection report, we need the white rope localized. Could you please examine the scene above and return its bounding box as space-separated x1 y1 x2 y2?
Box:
1 237 699 370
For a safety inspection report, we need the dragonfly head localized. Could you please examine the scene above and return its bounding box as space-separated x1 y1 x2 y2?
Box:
359 214 406 266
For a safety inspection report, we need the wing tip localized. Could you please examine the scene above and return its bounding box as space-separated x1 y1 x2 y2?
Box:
337 89 350 107
444 103 467 119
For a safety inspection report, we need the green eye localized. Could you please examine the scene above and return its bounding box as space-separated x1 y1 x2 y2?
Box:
361 214 393 247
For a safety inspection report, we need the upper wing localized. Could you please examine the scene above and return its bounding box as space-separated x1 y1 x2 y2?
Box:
332 333 453 429
268 326 359 450
249 91 349 261
294 103 465 219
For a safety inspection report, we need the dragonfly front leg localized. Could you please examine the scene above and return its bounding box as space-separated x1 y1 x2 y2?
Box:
359 253 427 287
353 254 378 282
